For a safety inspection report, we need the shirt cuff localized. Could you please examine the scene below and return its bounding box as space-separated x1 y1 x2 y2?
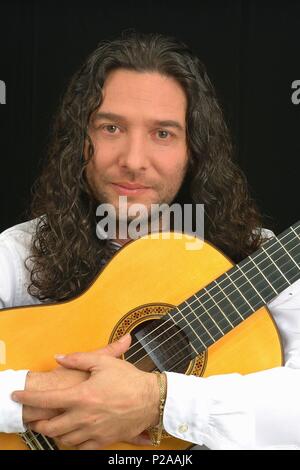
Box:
0 370 29 433
163 371 210 445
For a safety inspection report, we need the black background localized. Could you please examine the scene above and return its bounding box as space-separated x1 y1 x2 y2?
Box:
0 0 299 235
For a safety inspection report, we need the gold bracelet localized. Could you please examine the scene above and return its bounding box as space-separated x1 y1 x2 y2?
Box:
150 371 167 446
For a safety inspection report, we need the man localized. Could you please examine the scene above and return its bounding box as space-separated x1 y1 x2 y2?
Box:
0 32 300 450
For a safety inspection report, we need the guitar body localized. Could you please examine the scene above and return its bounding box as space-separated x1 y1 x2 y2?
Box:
0 233 283 450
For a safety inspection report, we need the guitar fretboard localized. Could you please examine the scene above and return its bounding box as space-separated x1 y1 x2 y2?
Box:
20 430 58 450
168 221 300 355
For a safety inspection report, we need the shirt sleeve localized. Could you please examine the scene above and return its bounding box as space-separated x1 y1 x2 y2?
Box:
163 278 300 449
0 237 29 433
0 370 29 433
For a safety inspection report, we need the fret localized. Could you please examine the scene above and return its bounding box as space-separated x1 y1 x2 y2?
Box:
235 255 277 305
211 272 253 320
173 290 234 355
256 246 292 292
263 237 299 285
203 286 234 328
171 302 214 355
172 295 224 354
277 236 299 270
195 291 227 336
212 279 244 321
205 277 247 326
21 435 38 450
199 278 248 328
280 228 300 268
190 294 232 336
238 261 272 303
169 305 211 352
224 269 259 313
261 245 291 287
22 432 44 450
292 224 300 238
20 430 58 450
183 300 215 342
169 223 300 355
174 304 207 352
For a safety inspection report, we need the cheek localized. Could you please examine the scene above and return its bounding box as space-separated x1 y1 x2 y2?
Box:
87 147 114 174
157 152 188 181
87 132 117 163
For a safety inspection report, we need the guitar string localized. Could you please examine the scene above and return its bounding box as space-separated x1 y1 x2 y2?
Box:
20 430 55 450
133 248 300 374
125 224 300 362
128 237 300 367
125 226 300 364
125 223 300 362
125 226 300 366
131 243 300 372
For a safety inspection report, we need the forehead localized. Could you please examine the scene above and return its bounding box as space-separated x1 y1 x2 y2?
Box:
99 69 187 123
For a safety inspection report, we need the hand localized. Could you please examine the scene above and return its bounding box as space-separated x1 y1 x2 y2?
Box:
13 334 159 449
23 366 89 424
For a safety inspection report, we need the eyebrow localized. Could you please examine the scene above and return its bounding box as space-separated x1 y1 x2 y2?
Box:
93 112 185 131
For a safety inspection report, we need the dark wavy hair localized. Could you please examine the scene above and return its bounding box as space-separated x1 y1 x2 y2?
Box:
27 31 264 302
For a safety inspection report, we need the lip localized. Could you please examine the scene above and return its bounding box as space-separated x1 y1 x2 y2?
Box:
115 182 149 189
111 182 151 195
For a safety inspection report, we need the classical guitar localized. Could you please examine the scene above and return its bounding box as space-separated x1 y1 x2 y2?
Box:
0 222 299 450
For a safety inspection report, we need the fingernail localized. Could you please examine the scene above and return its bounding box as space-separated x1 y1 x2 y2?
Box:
11 393 18 401
54 354 66 360
118 333 130 343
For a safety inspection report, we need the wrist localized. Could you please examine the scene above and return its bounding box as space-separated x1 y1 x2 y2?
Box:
25 371 39 391
148 372 161 427
148 372 167 427
25 370 53 391
148 371 167 446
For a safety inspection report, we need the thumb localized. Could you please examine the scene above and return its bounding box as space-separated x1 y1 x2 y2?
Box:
98 333 132 358
55 333 132 371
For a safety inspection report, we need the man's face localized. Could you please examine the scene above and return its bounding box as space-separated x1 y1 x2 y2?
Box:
85 69 188 219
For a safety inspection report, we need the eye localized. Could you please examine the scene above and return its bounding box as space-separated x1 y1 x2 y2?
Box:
157 130 170 139
102 125 119 134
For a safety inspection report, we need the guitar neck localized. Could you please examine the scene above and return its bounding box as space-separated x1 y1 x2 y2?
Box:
169 221 300 355
20 431 58 450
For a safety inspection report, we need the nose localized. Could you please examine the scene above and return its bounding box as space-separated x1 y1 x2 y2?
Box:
118 131 149 172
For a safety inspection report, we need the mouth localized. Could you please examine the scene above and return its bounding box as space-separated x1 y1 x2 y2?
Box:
110 182 151 195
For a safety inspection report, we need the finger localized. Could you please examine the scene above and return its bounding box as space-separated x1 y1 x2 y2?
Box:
23 405 61 424
12 388 75 409
77 440 103 450
28 410 78 438
28 419 51 434
55 334 132 371
56 428 92 448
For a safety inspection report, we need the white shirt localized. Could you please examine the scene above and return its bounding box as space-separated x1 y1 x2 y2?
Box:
1 220 300 448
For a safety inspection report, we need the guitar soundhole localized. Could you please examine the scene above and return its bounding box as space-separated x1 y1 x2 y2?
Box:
124 318 193 374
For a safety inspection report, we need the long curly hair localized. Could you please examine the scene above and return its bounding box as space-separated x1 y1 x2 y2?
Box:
27 31 264 302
